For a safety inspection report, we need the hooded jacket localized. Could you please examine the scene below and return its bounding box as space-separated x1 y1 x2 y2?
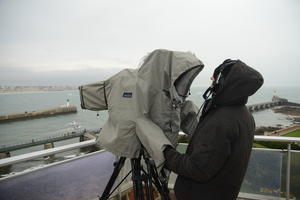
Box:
164 60 264 200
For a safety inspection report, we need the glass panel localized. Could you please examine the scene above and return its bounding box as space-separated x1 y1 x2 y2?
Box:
240 149 283 197
281 151 300 200
290 152 300 199
290 152 300 200
0 151 115 200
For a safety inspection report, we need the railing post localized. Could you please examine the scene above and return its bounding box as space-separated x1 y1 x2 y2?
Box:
286 143 291 200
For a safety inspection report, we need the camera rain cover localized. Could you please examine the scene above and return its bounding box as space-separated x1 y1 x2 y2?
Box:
79 49 204 167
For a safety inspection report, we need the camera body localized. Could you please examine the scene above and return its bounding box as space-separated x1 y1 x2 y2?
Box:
79 49 204 165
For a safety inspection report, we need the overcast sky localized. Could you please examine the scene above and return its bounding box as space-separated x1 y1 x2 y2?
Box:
0 0 299 87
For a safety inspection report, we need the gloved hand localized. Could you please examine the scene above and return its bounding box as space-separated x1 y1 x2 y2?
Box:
162 145 175 170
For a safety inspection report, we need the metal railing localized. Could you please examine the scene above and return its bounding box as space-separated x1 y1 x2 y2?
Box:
0 128 100 153
0 135 299 200
0 132 85 153
0 139 96 167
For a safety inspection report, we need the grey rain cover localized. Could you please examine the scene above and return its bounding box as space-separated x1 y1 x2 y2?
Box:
80 49 204 167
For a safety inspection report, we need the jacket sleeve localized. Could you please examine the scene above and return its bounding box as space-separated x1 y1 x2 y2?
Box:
164 123 234 182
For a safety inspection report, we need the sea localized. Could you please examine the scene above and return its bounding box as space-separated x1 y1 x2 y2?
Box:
0 86 299 176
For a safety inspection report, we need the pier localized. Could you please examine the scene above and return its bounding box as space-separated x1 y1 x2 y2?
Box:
247 95 300 112
247 101 286 112
0 105 77 123
0 128 100 158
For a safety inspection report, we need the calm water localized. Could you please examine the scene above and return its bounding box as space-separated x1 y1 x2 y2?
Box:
0 86 299 175
0 90 108 176
1 86 300 146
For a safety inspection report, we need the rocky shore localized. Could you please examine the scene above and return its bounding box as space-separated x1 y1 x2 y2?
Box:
254 105 300 135
273 106 300 124
255 126 281 135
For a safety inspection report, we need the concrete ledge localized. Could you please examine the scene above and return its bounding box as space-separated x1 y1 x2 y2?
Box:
238 192 285 200
0 105 77 123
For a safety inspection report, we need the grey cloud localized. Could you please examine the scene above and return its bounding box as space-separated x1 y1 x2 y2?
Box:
0 0 300 87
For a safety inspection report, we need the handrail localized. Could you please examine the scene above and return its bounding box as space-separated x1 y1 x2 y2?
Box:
254 135 300 143
0 139 96 167
179 135 300 145
0 136 299 168
0 128 100 153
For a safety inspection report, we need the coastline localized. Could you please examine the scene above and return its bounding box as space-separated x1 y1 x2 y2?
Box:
0 89 77 95
0 85 77 94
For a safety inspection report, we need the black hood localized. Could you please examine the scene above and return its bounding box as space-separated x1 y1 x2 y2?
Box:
214 60 264 106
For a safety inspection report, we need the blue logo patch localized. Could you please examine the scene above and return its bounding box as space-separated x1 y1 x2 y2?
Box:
123 92 132 98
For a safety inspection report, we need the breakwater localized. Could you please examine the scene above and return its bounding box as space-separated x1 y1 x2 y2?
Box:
247 101 285 112
247 95 300 112
0 105 77 123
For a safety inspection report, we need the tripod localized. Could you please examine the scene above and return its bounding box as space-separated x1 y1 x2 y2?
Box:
99 148 171 200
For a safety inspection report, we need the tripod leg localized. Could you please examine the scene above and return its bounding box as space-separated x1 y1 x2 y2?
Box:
99 157 126 200
143 176 152 200
131 158 145 200
160 169 171 199
148 161 170 200
143 157 154 200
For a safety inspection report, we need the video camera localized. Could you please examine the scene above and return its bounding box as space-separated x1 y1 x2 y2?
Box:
79 49 204 165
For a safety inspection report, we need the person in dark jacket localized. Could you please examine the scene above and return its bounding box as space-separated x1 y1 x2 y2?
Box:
163 59 264 200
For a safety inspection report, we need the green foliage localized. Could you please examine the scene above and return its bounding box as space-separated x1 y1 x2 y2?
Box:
252 143 267 148
255 129 300 150
254 129 300 150
282 129 300 137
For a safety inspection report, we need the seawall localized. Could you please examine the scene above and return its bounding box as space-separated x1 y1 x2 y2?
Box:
0 106 77 123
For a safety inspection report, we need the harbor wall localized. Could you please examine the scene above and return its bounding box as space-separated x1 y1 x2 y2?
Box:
0 106 77 123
